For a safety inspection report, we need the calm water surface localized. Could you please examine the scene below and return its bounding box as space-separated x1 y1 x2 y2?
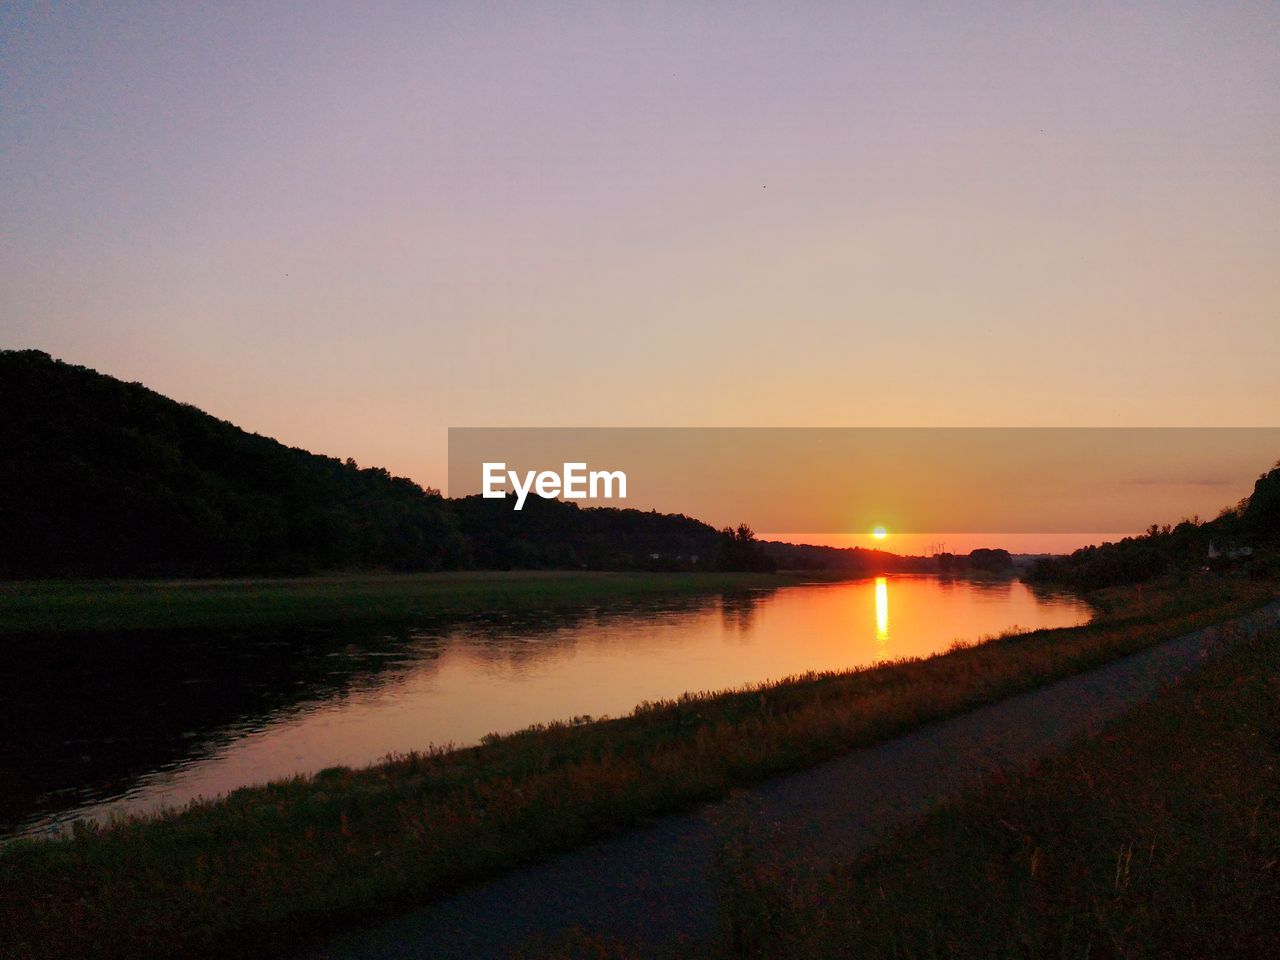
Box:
6 576 1089 839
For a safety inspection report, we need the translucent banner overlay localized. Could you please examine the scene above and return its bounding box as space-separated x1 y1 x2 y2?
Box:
447 428 1280 534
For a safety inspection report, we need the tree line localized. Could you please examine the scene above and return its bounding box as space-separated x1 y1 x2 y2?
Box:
1026 464 1280 589
0 351 777 578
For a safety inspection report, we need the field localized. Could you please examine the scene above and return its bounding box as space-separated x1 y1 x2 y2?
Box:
0 577 1271 960
0 570 798 634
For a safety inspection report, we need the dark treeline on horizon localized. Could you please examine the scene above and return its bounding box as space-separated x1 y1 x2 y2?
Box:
0 351 801 579
0 351 764 578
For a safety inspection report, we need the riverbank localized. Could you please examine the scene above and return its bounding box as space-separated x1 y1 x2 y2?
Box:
0 577 1270 960
0 570 802 634
712 615 1280 959
322 594 1280 959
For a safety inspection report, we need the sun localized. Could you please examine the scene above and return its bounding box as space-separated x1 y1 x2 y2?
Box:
872 526 887 541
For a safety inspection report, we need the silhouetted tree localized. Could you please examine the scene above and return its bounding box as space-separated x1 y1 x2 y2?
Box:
715 524 776 572
967 548 1013 572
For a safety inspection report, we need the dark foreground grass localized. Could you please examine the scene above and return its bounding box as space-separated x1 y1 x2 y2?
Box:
0 580 1271 960
0 570 797 633
714 626 1280 959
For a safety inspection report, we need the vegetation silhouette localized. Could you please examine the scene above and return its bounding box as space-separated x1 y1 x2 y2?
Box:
0 351 774 578
714 524 776 572
1028 464 1280 589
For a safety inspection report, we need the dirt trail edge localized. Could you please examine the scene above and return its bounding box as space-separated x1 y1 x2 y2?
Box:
313 601 1280 960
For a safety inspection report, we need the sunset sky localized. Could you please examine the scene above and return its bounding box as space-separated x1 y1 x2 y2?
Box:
3 2 1278 546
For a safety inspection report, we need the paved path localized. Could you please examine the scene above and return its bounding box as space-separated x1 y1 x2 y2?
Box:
315 601 1280 960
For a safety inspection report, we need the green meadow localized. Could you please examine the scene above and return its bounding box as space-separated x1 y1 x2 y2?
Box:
0 570 800 634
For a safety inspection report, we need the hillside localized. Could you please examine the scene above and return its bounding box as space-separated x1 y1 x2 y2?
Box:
1027 464 1280 589
0 351 737 578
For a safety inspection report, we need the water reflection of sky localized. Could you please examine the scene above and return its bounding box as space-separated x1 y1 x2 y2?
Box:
11 576 1089 839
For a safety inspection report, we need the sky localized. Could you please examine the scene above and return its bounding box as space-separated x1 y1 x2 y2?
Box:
3 2 1278 546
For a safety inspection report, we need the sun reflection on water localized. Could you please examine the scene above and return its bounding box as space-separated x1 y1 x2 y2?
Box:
875 576 889 660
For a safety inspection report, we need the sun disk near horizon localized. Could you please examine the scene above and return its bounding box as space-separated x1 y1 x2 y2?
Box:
873 526 887 541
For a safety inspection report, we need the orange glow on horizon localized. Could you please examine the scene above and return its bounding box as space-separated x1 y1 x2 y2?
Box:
761 532 1138 556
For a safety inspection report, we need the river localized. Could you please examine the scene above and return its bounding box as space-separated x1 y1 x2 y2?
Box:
3 574 1089 839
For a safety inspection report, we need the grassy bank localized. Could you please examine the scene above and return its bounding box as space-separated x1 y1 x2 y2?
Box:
0 570 799 634
713 622 1280 959
0 579 1271 960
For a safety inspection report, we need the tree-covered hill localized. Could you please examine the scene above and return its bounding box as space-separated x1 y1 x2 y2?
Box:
0 350 765 578
1027 463 1280 590
0 350 467 577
